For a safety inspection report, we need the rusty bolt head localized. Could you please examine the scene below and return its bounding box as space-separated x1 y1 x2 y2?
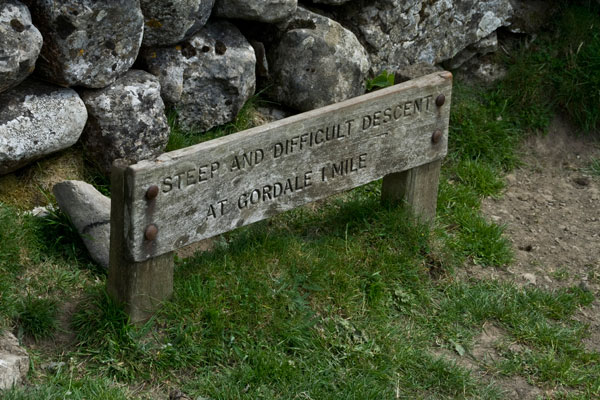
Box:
145 224 158 241
146 185 159 200
436 94 446 107
432 129 443 144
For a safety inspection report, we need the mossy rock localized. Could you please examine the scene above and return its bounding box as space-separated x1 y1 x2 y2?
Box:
0 148 85 210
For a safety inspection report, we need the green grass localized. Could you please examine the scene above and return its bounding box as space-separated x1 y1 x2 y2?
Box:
0 205 25 330
497 1 600 134
37 194 594 398
551 3 600 132
447 83 523 169
62 200 509 399
2 375 131 400
585 157 600 177
16 296 58 341
3 2 600 398
434 81 519 268
0 203 100 336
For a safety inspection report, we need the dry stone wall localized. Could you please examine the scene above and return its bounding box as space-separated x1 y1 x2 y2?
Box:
1 0 542 179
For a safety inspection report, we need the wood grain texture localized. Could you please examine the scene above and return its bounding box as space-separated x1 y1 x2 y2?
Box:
123 72 452 262
381 159 443 223
107 160 174 323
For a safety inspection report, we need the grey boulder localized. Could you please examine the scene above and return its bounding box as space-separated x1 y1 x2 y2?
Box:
80 70 170 175
0 0 42 93
214 0 297 23
0 80 87 175
142 20 256 132
0 331 29 389
445 31 498 70
393 62 442 84
140 0 215 47
332 0 513 73
311 0 352 4
267 7 370 111
22 0 144 88
53 180 110 269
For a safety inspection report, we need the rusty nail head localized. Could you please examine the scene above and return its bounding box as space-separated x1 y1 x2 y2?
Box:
145 224 158 241
432 129 443 144
146 185 159 200
436 94 446 107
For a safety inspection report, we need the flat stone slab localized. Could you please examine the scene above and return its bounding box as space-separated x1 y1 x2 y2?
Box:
53 180 111 269
121 72 452 262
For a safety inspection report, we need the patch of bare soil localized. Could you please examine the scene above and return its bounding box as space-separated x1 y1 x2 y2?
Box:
23 299 79 354
479 116 600 352
478 116 600 291
440 116 600 398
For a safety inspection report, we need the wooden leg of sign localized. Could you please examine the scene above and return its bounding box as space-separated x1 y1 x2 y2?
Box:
381 159 442 223
107 160 174 324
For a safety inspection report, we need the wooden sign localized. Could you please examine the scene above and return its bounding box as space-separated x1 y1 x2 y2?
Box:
120 72 452 262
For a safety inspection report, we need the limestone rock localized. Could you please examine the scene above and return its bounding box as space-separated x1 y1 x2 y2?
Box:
22 0 144 88
140 0 215 47
267 7 370 111
80 70 170 175
214 0 296 23
52 180 110 269
0 1 42 93
312 0 352 4
332 0 513 73
0 80 87 175
142 20 256 132
0 331 28 389
445 31 498 70
394 62 442 84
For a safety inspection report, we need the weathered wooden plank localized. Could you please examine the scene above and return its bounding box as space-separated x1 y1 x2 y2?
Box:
107 160 174 323
381 159 443 222
123 71 452 262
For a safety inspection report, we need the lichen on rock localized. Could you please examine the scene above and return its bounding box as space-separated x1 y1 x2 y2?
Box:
0 80 87 175
142 20 256 132
0 0 42 93
140 0 215 47
331 0 513 73
22 0 144 88
80 70 170 175
266 7 370 111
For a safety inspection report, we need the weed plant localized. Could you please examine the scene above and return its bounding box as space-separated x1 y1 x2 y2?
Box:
585 157 600 177
16 296 58 341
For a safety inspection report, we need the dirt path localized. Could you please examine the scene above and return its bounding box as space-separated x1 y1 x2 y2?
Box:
480 115 600 348
444 116 600 398
479 116 600 290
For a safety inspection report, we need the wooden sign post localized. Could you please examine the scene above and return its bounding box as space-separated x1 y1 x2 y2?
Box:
108 71 452 323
